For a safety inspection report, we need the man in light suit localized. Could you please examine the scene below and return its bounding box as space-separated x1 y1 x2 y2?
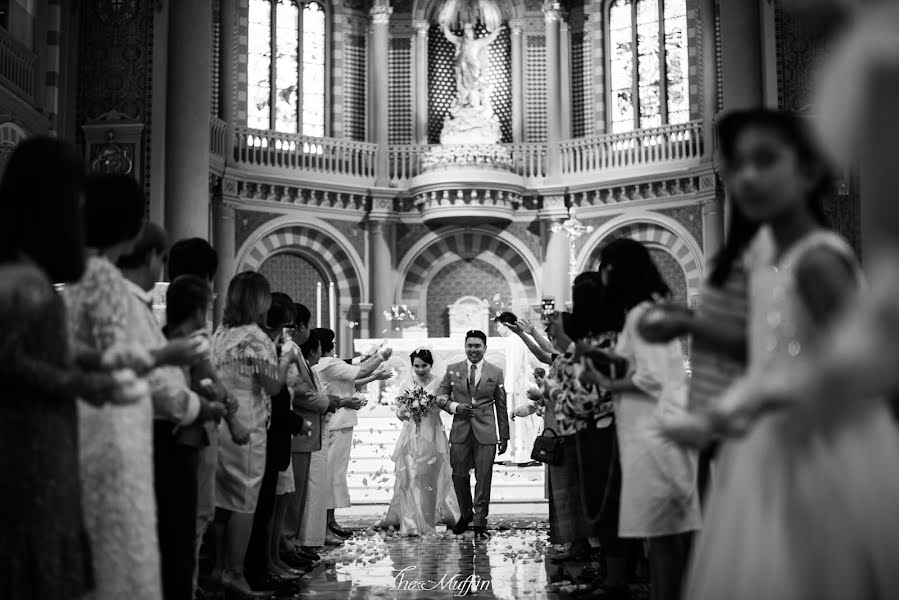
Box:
437 330 510 538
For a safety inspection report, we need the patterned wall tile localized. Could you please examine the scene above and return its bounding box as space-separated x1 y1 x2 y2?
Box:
235 209 283 251
525 34 547 142
649 247 688 305
396 222 433 261
344 30 367 141
388 36 413 144
426 258 512 337
651 204 704 251
258 253 333 326
321 217 366 258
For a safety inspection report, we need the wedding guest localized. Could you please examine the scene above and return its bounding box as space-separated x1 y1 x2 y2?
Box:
312 328 390 541
166 239 252 600
118 223 222 600
638 206 770 495
244 293 308 594
64 173 163 600
0 138 145 600
210 272 297 598
581 239 701 600
281 303 330 567
295 330 337 552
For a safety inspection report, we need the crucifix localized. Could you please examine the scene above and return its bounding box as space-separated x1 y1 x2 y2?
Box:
551 207 594 285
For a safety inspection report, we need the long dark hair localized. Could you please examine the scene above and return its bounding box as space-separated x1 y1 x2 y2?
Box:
708 203 761 288
571 271 616 339
410 348 434 366
718 109 832 227
599 238 670 333
0 137 86 283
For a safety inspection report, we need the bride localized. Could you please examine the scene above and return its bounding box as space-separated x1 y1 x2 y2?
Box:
375 349 461 535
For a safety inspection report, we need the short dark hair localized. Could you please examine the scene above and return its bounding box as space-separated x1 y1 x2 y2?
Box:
0 137 86 283
300 329 321 359
222 271 271 327
494 311 518 325
83 174 145 251
313 328 336 355
117 221 168 270
293 302 311 328
166 275 212 327
267 292 296 330
465 330 487 345
168 238 218 281
410 348 434 366
572 271 614 339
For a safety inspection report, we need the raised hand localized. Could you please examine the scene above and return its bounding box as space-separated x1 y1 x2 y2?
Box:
637 303 692 343
341 396 365 410
101 344 154 373
373 367 394 381
110 369 149 405
198 398 228 423
378 346 393 361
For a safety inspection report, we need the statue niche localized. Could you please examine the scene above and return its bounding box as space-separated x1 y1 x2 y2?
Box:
433 0 508 145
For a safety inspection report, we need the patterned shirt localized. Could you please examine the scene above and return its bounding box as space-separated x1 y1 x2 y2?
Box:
550 339 616 436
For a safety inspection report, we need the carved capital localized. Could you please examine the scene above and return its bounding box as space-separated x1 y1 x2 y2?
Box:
543 2 562 23
370 5 392 25
509 18 524 35
413 20 429 35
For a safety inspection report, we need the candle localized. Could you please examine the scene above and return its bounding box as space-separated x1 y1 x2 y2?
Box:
316 281 322 327
329 281 336 331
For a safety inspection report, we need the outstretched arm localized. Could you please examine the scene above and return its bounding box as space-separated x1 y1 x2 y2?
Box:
442 25 460 47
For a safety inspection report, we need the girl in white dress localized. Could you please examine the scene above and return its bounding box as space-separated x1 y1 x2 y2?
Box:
376 349 461 536
663 109 899 600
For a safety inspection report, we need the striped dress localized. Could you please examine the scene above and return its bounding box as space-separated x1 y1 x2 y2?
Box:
687 263 750 414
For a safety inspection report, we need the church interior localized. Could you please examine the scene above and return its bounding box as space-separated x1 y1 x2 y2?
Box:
0 0 888 599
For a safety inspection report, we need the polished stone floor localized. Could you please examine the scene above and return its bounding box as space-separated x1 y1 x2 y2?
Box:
280 516 650 599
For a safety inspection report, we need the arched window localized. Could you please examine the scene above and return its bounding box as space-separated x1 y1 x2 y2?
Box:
608 0 689 134
248 0 327 136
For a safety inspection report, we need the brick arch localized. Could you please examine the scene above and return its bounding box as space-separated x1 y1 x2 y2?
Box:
238 225 363 306
578 215 704 300
399 229 539 307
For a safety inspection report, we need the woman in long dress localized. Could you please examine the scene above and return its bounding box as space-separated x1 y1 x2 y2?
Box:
376 349 461 536
64 174 164 600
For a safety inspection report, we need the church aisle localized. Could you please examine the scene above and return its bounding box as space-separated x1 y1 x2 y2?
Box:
279 523 650 599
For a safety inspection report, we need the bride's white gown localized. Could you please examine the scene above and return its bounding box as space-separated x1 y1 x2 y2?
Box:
376 375 461 535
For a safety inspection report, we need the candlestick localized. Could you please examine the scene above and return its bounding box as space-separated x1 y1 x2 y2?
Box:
328 281 336 331
316 281 322 327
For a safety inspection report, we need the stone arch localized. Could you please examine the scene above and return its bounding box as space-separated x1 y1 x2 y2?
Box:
236 219 366 307
398 228 540 325
411 0 525 23
577 212 705 300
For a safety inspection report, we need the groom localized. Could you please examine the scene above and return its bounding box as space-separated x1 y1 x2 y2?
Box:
436 330 510 538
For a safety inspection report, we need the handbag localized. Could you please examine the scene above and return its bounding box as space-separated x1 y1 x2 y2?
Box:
531 428 564 466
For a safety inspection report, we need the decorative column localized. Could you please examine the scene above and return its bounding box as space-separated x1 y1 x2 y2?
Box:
220 0 237 123
165 0 213 241
212 180 237 326
699 174 724 266
544 2 563 178
560 20 572 140
510 19 524 143
541 196 571 305
718 0 763 111
368 197 396 338
370 3 392 185
414 21 429 144
699 0 718 160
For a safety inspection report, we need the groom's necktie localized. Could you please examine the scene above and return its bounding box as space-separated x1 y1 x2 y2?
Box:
469 364 477 392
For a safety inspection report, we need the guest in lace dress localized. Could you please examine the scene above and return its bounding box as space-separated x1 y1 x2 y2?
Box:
64 174 167 600
211 272 298 597
0 139 145 600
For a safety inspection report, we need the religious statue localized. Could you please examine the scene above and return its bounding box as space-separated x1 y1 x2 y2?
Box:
442 23 504 110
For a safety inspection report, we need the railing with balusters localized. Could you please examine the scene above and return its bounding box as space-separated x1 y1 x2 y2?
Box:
0 27 35 102
232 126 378 178
559 121 702 175
220 121 703 186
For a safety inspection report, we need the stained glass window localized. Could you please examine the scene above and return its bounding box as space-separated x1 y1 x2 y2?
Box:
608 0 689 132
247 0 327 135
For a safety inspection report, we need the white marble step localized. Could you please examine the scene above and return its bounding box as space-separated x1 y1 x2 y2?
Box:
340 404 546 504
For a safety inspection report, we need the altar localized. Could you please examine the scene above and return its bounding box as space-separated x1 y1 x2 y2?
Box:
353 296 544 464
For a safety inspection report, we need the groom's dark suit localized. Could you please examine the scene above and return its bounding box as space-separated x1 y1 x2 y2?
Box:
437 360 509 529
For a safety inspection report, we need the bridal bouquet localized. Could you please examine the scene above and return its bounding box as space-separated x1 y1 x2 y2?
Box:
395 385 436 430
